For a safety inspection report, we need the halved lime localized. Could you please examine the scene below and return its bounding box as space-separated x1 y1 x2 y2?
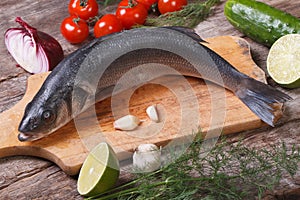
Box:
267 34 300 88
77 142 120 197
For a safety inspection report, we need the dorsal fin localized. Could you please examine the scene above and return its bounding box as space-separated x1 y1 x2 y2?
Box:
161 26 207 43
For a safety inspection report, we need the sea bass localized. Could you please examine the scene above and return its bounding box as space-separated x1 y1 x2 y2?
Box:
18 27 291 141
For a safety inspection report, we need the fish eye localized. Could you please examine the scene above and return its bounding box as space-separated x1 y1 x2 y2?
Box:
42 110 55 123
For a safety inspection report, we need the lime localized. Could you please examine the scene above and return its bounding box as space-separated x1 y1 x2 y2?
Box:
267 34 300 88
77 142 120 197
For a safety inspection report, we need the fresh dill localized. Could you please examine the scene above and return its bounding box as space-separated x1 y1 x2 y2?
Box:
96 0 118 7
86 134 300 200
146 0 220 28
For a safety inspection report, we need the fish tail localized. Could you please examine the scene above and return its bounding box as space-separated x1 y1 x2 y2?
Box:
235 78 292 126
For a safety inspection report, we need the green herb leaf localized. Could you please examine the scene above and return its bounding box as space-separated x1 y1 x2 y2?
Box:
146 0 220 28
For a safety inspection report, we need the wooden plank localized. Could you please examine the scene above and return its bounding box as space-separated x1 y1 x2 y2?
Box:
0 156 81 199
0 0 299 199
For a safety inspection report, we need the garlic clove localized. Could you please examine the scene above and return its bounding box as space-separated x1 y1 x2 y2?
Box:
133 144 161 173
113 115 140 131
146 105 159 122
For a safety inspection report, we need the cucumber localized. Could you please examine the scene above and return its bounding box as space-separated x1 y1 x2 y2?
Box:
224 0 300 47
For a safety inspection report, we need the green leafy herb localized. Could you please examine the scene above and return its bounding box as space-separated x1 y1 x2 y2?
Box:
86 133 300 200
146 0 220 28
96 0 117 6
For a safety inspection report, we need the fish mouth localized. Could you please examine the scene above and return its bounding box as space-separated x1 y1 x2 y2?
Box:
18 132 43 142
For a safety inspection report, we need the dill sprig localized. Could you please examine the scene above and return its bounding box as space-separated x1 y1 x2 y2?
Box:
86 135 300 200
96 0 118 6
146 0 220 28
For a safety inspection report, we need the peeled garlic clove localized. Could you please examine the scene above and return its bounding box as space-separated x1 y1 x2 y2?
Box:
113 115 140 131
133 144 161 173
146 105 159 122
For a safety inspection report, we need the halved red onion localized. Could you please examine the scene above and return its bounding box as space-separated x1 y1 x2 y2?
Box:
5 17 64 74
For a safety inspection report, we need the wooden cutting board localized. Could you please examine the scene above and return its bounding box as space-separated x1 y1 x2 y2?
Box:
0 36 280 175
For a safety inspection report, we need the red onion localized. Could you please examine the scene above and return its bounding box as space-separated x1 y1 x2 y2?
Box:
5 17 64 74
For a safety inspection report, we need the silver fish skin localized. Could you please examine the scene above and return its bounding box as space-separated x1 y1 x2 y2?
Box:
18 27 291 141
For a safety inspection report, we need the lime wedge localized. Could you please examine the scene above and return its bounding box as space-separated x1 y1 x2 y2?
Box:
267 34 300 88
77 142 120 197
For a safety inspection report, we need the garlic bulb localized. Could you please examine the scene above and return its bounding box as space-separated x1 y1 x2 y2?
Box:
133 144 161 173
113 115 140 131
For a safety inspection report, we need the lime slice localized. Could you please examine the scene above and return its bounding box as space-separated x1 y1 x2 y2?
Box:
77 142 120 197
267 34 300 88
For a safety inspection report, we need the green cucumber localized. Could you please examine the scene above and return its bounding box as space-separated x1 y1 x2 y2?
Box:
224 0 300 47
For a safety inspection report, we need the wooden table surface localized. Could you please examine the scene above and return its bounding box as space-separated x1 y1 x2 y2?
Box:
0 0 299 199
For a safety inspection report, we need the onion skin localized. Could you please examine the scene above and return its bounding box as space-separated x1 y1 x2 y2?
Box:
5 17 64 74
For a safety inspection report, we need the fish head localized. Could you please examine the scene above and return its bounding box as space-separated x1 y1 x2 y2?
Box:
18 96 71 142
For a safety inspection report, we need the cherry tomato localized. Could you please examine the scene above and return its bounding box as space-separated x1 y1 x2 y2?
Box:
60 16 89 44
94 14 123 38
136 0 158 11
69 0 99 21
116 0 148 29
158 0 187 14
